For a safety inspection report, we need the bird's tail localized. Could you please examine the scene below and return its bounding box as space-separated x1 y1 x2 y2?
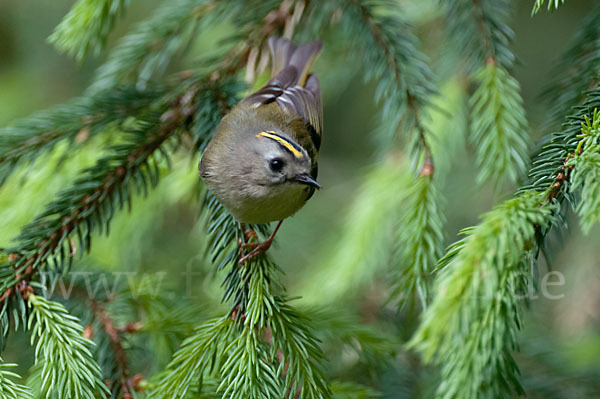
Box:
268 36 322 87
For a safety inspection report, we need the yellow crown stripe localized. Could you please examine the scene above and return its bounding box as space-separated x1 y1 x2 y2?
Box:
257 131 304 159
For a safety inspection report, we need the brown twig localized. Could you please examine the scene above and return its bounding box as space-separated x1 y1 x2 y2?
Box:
89 299 134 399
546 149 581 202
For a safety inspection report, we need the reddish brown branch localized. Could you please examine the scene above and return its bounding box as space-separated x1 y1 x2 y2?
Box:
546 147 582 202
89 299 135 399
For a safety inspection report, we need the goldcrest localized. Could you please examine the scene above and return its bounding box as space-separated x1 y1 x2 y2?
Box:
199 36 323 226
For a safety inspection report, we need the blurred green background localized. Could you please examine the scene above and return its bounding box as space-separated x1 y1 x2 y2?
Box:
1 0 599 394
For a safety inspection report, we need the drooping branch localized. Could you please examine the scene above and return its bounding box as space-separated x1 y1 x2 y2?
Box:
334 0 445 311
348 0 432 161
326 0 435 169
444 0 529 187
411 88 600 398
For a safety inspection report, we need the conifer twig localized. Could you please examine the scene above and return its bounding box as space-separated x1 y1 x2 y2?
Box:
540 3 600 129
0 359 32 399
88 298 132 398
49 0 130 62
532 0 566 15
27 293 108 398
411 90 600 398
0 81 206 301
0 87 161 187
345 0 434 170
445 0 529 187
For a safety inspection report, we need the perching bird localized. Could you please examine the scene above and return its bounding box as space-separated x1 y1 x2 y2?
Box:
199 36 323 263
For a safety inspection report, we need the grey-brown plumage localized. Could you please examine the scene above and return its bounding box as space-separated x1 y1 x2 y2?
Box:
199 37 323 224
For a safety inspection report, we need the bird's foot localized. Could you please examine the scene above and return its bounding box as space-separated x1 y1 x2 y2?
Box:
238 229 257 246
237 221 283 264
244 229 258 241
238 238 274 264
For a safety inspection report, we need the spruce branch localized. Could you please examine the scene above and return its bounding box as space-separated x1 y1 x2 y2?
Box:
88 298 132 398
469 62 529 187
145 3 333 396
151 201 330 398
27 293 108 399
0 360 32 399
0 78 228 304
85 0 278 94
339 0 435 163
391 173 445 310
527 89 600 199
302 0 446 313
148 317 235 399
333 1 446 311
445 0 515 70
0 87 162 187
87 0 224 93
411 89 600 399
389 81 467 311
569 110 600 234
49 0 130 62
300 0 435 160
540 3 600 129
444 0 530 187
410 191 559 399
532 0 566 15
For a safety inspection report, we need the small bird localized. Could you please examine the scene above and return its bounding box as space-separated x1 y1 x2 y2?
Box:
199 37 323 263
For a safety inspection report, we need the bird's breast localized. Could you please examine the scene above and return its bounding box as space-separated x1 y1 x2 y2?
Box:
226 183 309 224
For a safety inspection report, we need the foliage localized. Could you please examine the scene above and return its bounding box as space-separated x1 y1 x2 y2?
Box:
540 3 600 129
27 293 108 399
391 174 444 309
0 360 31 399
410 192 559 398
87 0 240 93
0 87 161 187
532 0 566 15
411 96 600 398
444 0 530 187
49 0 130 62
469 63 529 186
570 111 600 233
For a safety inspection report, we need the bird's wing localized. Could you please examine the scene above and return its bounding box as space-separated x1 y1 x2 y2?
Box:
243 38 323 151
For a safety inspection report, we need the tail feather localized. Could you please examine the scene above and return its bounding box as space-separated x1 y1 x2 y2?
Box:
268 37 296 77
268 37 322 88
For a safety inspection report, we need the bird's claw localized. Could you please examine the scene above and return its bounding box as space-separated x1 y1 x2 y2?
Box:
238 240 273 264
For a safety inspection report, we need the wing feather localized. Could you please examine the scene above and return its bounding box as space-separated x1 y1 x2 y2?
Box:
243 37 323 148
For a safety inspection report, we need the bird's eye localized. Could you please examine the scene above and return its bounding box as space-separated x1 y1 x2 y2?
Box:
269 158 284 172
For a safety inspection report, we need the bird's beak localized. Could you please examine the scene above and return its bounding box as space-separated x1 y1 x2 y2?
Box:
295 173 322 189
